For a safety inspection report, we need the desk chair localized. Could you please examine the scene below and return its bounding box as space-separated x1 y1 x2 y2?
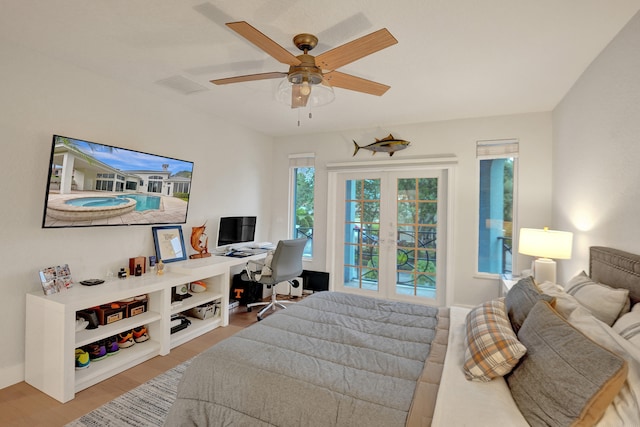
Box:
243 238 307 320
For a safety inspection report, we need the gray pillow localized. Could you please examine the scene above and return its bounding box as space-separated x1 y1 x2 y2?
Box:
507 301 628 427
504 276 554 333
565 271 630 326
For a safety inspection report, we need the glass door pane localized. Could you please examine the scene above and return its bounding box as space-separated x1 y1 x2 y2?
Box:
343 178 381 291
331 168 444 305
395 177 438 298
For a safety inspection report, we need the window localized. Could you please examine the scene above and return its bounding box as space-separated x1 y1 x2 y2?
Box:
173 182 189 193
289 153 315 258
477 140 518 275
147 179 162 193
95 179 113 191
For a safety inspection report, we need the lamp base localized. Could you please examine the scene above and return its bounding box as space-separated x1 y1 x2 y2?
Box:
533 258 556 284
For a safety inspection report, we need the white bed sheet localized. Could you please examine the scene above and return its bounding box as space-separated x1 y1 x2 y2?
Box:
431 306 528 427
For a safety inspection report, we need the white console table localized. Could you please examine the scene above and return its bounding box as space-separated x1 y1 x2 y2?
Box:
25 253 264 403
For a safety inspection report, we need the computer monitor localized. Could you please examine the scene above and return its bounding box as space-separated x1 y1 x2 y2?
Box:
216 216 257 250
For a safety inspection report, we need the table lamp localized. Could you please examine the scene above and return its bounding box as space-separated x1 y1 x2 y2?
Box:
518 227 573 284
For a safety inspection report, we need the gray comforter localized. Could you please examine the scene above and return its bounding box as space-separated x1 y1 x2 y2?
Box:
164 291 444 427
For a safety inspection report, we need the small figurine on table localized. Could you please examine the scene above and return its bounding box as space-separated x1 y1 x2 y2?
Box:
156 259 164 275
189 223 211 259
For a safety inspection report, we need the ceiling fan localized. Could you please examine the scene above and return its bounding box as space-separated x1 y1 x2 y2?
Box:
210 21 398 109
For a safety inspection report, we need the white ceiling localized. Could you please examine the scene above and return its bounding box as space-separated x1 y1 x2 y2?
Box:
2 1 639 137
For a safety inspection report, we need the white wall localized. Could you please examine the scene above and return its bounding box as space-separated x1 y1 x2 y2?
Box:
272 112 553 306
0 41 273 389
553 10 640 283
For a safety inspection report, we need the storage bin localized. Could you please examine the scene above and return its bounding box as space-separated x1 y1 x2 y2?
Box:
186 301 218 320
123 298 148 317
94 303 126 325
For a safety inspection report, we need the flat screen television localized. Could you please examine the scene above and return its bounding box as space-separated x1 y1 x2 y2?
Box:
42 135 194 228
216 216 257 249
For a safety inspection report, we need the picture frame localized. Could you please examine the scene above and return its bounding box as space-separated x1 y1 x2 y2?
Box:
152 225 187 263
38 264 73 295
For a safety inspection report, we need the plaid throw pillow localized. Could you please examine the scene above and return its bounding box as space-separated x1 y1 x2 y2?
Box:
464 298 527 382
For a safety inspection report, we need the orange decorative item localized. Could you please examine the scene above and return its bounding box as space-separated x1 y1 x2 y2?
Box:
189 223 211 259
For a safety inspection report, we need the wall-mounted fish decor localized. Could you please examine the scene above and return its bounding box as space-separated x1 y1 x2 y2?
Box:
353 134 410 157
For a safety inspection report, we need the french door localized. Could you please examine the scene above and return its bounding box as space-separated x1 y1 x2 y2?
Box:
329 168 447 306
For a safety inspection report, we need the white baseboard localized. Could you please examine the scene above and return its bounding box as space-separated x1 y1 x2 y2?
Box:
0 362 24 390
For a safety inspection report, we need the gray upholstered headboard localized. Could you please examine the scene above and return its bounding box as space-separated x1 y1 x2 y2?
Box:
590 246 640 305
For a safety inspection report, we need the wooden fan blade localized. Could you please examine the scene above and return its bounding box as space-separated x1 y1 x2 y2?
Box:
226 21 301 66
315 28 397 71
291 84 309 108
210 72 287 85
323 71 390 96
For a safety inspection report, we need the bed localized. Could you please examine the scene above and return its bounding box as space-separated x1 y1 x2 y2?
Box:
165 246 640 426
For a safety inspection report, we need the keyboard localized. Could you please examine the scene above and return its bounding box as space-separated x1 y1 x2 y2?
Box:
254 242 273 248
226 252 250 258
224 248 269 257
246 248 269 254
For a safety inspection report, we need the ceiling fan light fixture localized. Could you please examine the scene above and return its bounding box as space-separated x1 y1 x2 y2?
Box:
300 81 311 96
275 77 335 109
287 70 323 86
307 83 335 107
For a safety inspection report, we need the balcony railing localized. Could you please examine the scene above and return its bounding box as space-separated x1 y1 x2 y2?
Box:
295 227 313 257
497 236 512 274
354 227 437 288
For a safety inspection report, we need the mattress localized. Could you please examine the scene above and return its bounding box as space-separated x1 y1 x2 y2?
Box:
165 291 449 427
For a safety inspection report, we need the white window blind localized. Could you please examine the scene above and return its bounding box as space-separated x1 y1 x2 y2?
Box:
476 139 519 159
289 153 315 168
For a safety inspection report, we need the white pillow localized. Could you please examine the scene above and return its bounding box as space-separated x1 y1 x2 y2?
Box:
613 304 640 348
564 271 630 326
537 281 582 319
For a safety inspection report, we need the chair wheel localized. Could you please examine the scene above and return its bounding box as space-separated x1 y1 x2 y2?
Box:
257 316 263 321
247 307 252 312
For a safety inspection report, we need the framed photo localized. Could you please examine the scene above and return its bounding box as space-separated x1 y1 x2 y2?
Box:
152 226 187 263
38 264 73 295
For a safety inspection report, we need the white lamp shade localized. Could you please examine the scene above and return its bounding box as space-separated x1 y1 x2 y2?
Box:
518 228 573 260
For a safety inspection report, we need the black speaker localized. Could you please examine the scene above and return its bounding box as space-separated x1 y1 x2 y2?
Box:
301 270 329 292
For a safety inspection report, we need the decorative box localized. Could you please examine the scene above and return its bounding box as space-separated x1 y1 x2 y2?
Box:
123 298 148 317
94 303 126 325
129 256 146 276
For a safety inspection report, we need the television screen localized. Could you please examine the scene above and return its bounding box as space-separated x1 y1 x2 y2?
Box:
42 135 194 228
216 216 257 248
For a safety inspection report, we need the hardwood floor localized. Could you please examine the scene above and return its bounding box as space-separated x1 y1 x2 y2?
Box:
0 305 266 427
